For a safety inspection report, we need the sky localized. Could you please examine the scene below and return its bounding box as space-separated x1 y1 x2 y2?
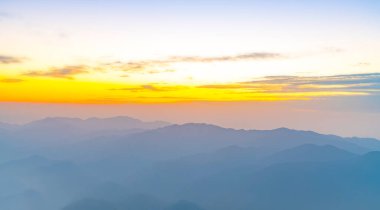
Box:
1 0 380 137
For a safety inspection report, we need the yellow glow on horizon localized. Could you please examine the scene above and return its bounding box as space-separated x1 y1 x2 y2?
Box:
0 73 368 104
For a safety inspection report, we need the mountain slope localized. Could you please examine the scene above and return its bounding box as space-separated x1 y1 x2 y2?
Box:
0 116 171 158
178 151 380 210
87 124 372 164
264 144 357 164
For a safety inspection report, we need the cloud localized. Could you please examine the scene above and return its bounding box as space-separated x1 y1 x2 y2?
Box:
23 65 88 79
199 73 380 97
0 12 10 21
240 73 380 86
354 62 371 67
168 52 283 63
105 52 284 74
0 55 24 64
107 73 380 102
0 78 25 83
146 69 176 74
324 47 345 53
103 60 167 74
289 73 380 87
110 84 182 92
17 51 283 79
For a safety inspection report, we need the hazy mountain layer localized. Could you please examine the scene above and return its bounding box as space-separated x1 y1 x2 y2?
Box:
1 117 380 210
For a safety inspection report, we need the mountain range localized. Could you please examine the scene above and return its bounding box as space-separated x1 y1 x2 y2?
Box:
1 116 380 210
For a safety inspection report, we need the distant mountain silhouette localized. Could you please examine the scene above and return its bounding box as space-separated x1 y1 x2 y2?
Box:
61 198 117 210
176 151 380 210
1 119 377 158
0 117 380 210
0 116 171 158
166 200 205 210
22 116 170 131
264 144 357 164
0 122 15 130
115 194 167 210
126 145 258 197
78 123 372 165
0 190 44 210
62 197 203 210
0 155 52 172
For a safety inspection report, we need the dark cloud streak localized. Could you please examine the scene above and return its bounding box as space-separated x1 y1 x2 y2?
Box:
0 55 24 64
169 52 283 63
23 65 88 79
110 84 182 92
0 78 25 83
105 52 284 74
200 73 380 95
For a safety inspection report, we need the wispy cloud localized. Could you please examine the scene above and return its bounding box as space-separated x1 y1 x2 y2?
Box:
107 73 380 102
199 73 380 97
105 52 284 74
353 62 371 67
105 60 167 73
256 73 380 88
168 52 283 63
110 84 183 92
0 55 24 64
0 12 10 21
23 65 88 79
0 78 25 83
20 52 284 79
324 47 345 53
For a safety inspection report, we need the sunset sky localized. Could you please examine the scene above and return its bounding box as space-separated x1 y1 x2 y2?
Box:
1 0 380 137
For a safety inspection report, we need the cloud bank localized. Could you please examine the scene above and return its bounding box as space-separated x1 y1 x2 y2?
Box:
200 73 380 96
